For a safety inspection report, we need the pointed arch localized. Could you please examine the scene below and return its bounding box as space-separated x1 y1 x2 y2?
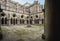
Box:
20 19 24 24
1 18 4 24
30 19 33 24
34 19 39 24
11 18 13 24
5 18 7 24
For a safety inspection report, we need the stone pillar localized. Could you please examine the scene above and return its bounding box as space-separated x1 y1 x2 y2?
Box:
24 20 27 24
45 0 60 41
39 19 42 24
32 20 34 24
7 19 10 26
9 19 10 25
17 20 20 25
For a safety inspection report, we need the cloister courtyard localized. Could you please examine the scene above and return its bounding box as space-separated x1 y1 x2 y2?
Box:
1 24 44 41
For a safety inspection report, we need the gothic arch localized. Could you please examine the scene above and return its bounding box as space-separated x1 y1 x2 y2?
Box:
5 17 7 24
30 19 32 24
34 19 39 24
20 19 24 24
1 18 4 24
35 15 38 18
21 15 24 18
11 18 13 24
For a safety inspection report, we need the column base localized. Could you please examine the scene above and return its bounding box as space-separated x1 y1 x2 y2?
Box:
32 20 34 24
42 33 45 39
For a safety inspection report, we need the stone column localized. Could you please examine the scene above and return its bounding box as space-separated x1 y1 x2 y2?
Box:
45 0 60 41
32 20 34 24
24 20 27 24
39 19 42 24
7 19 10 26
17 20 20 25
9 19 10 25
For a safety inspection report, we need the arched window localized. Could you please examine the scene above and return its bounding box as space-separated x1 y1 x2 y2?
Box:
31 16 32 18
21 15 24 18
30 19 32 24
0 8 3 12
11 18 12 24
1 12 5 16
5 18 7 24
36 15 38 18
34 19 39 24
13 14 16 17
1 18 4 24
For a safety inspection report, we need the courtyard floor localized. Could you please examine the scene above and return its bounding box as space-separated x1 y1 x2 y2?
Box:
1 24 44 41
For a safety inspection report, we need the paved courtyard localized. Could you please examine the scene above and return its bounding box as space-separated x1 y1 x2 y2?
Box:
1 25 44 41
